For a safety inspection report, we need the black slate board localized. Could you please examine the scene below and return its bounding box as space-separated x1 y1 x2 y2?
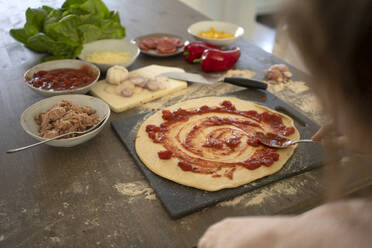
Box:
111 89 324 219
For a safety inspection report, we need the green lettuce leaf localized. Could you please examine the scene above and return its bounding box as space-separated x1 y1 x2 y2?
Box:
62 0 109 18
78 11 125 43
78 24 102 43
41 55 75 62
9 0 125 61
26 33 82 57
23 7 49 36
44 14 82 43
9 29 29 43
62 0 86 9
99 19 125 39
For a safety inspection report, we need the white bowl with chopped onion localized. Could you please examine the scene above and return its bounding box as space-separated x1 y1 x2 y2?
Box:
78 39 140 71
20 95 110 147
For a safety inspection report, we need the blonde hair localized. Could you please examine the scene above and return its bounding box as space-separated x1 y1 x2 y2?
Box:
282 0 372 201
285 0 372 153
286 0 372 122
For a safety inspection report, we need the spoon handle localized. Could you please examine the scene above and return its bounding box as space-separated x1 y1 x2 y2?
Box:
290 139 314 145
7 115 107 154
6 132 72 153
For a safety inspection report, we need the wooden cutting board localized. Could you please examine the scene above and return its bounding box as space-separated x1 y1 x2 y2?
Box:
90 65 188 113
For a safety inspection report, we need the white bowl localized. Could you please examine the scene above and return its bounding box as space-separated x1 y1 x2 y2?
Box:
78 39 140 71
188 21 244 46
21 95 110 147
24 59 100 97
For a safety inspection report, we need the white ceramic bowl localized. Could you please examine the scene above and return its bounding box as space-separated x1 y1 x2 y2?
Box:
78 39 140 71
21 95 110 147
188 21 244 46
24 59 100 97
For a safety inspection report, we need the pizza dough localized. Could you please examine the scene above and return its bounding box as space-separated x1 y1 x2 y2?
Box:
135 97 300 191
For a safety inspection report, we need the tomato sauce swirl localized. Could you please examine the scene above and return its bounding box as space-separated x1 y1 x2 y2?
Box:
146 101 295 179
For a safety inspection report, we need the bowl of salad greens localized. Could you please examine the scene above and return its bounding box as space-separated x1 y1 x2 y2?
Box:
10 0 126 62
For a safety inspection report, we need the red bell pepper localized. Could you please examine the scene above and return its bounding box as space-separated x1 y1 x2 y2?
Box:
197 47 241 72
183 41 220 63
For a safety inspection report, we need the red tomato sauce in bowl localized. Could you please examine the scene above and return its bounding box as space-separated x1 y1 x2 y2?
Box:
27 66 97 91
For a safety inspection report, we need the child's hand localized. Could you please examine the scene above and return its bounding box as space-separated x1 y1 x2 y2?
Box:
312 123 348 150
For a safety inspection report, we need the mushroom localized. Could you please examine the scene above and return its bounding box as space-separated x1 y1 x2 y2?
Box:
129 76 147 88
115 80 135 97
145 79 160 91
265 64 292 82
121 87 134 97
155 76 167 90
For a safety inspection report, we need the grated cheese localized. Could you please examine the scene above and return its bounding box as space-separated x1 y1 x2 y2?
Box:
85 51 131 64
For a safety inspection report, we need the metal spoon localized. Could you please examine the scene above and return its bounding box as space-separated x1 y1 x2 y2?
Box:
254 132 316 148
6 115 107 153
262 139 316 148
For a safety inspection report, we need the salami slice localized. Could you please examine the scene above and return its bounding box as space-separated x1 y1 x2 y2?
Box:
168 37 184 48
156 38 177 54
137 35 184 54
138 41 151 51
141 37 160 49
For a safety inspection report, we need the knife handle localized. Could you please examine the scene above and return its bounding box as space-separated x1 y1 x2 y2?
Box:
223 77 268 90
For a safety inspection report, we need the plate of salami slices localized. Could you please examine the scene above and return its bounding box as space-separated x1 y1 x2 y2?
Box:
133 33 188 57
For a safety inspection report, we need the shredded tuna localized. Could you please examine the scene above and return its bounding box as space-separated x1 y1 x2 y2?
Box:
35 100 100 138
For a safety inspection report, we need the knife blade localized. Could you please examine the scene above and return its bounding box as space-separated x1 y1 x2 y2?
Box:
162 71 212 84
162 71 267 90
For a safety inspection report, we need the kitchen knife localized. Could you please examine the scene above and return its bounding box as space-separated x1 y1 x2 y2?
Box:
162 71 268 90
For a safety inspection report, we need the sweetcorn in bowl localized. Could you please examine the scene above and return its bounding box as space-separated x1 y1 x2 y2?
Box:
188 20 244 46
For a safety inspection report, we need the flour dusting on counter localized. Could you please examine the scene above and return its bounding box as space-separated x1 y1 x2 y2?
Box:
268 80 325 124
223 69 256 78
218 194 249 207
218 181 299 208
114 181 156 202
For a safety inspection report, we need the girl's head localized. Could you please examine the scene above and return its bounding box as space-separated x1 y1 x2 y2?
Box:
286 0 372 153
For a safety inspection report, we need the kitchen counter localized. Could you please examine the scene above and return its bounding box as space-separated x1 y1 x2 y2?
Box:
1 0 371 247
